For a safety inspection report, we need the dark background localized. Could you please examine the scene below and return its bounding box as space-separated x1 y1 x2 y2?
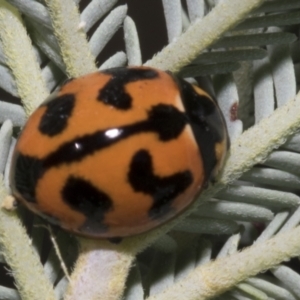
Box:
81 0 169 67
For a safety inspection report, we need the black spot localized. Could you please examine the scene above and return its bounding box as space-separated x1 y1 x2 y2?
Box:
61 176 113 233
99 82 132 109
11 154 43 203
128 150 193 219
98 68 159 109
177 78 226 182
39 94 75 136
147 104 188 141
43 104 187 169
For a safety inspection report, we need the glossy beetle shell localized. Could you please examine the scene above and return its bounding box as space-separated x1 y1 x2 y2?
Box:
10 67 229 238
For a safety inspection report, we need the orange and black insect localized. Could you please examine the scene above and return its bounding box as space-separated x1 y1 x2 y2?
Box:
10 66 229 238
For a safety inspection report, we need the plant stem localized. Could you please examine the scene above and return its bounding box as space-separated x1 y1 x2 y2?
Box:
44 0 97 77
145 0 266 73
0 177 56 300
0 0 48 116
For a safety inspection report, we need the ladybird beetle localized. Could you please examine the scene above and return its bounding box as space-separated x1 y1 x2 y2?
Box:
9 67 229 238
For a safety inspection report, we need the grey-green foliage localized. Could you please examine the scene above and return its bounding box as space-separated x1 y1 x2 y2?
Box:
0 0 300 299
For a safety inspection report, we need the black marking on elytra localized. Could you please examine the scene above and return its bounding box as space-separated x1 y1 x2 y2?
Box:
62 176 113 216
98 68 159 110
177 78 226 182
43 104 187 169
147 104 187 140
62 176 113 233
128 150 193 219
12 154 44 203
39 94 75 137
